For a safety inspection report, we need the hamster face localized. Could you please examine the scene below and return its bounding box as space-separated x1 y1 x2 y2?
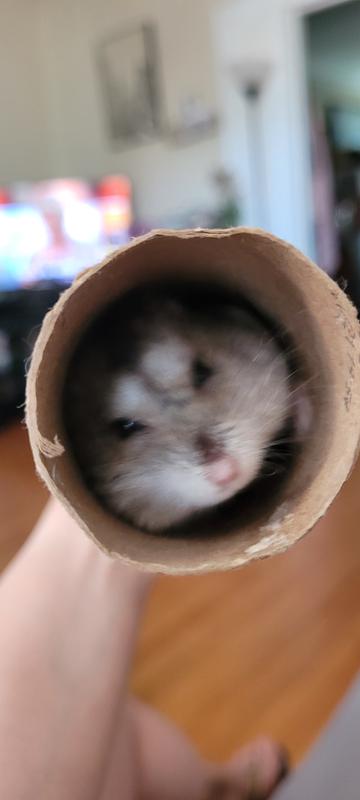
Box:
76 295 293 532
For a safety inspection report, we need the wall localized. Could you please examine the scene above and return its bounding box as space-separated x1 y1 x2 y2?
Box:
213 0 314 254
36 0 221 223
1 0 350 240
0 0 52 182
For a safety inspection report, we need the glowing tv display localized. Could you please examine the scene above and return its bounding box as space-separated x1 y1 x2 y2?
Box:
0 177 132 290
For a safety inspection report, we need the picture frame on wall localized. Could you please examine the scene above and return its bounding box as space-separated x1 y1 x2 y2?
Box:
98 24 162 147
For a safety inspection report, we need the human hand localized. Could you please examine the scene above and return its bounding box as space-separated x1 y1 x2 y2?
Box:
0 499 288 799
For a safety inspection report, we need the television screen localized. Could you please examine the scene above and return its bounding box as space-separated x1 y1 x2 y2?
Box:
0 177 132 291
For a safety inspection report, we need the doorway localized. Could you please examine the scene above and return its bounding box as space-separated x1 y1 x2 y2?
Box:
304 0 360 308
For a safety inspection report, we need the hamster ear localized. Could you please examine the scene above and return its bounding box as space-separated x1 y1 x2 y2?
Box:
129 296 184 338
143 296 185 323
221 302 265 333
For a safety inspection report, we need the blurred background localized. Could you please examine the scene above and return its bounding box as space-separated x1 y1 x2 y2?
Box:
1 0 360 769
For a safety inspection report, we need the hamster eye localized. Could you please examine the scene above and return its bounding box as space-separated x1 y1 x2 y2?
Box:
110 418 146 439
193 359 213 389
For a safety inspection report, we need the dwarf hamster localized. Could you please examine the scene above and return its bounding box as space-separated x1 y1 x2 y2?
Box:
64 282 309 532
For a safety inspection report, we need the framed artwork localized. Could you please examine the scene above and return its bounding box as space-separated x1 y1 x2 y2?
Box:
98 24 161 146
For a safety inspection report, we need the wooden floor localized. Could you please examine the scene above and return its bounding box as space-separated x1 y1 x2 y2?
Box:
1 421 360 766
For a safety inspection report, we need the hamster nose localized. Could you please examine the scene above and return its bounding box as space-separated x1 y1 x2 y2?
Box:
196 434 240 487
206 455 240 487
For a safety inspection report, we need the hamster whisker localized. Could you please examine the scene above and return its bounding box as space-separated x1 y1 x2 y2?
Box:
287 375 319 398
64 280 298 532
261 462 287 477
268 435 299 447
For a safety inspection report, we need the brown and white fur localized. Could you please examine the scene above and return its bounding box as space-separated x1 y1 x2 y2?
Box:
64 283 310 532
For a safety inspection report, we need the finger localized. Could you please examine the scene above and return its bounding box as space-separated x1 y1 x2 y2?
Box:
220 738 290 798
130 699 213 800
0 499 152 800
129 700 288 800
98 703 138 800
1 498 152 690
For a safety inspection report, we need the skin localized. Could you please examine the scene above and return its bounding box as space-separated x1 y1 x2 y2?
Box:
0 499 288 799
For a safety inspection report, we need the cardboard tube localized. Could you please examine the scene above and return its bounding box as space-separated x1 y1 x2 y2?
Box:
26 228 360 574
